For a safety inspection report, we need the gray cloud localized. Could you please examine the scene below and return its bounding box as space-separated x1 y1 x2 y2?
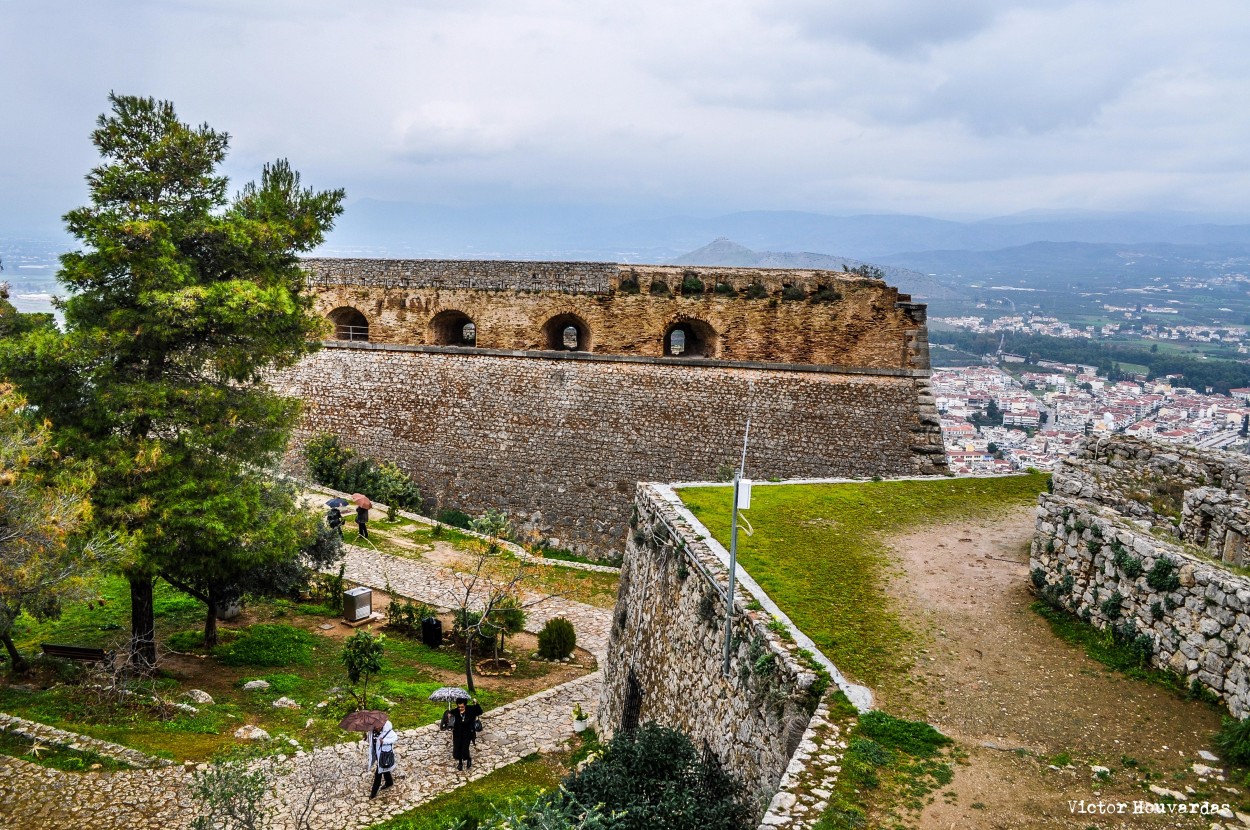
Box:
1 0 1248 231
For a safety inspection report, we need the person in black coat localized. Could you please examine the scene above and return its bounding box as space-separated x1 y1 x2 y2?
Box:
356 504 370 539
450 696 483 771
326 508 344 538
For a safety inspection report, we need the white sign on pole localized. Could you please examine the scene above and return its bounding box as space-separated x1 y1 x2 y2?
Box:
737 479 752 510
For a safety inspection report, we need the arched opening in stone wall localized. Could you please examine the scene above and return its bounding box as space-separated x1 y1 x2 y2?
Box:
327 307 369 342
542 313 591 352
429 309 478 346
664 318 717 357
622 668 643 732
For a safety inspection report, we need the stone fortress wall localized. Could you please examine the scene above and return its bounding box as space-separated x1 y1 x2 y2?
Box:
599 482 845 826
269 258 948 558
1031 435 1250 717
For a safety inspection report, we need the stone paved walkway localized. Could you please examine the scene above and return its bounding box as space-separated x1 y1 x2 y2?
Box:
0 547 612 830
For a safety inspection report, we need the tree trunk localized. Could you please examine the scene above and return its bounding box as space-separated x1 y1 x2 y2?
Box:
1 634 28 674
129 573 157 672
465 636 476 694
204 595 219 650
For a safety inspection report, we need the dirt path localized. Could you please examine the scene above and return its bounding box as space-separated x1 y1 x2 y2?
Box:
882 505 1241 829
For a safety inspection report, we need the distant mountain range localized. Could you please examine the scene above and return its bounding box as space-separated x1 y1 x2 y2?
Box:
670 238 962 300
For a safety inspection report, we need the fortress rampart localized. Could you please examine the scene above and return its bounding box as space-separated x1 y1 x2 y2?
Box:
270 258 946 557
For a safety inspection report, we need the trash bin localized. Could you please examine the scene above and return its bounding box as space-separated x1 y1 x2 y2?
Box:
343 587 372 622
421 616 443 648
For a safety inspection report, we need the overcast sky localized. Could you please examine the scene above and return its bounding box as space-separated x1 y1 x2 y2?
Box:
4 0 1249 232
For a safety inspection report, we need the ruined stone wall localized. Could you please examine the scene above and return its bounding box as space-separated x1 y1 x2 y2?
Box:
269 343 946 558
1031 493 1250 718
304 259 928 369
1032 436 1250 718
599 483 824 817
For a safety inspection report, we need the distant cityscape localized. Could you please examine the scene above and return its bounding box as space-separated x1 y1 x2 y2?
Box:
935 360 1250 474
938 311 1250 351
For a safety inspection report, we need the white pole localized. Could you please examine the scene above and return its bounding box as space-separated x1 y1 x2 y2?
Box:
723 475 740 677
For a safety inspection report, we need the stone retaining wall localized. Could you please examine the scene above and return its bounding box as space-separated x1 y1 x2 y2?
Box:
1032 436 1250 718
270 347 945 559
599 483 833 819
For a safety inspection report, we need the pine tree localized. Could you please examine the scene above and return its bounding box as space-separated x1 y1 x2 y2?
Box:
0 95 344 666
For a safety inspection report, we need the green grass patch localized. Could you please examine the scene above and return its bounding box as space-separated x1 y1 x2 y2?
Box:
212 624 317 667
680 473 1048 687
1032 602 1188 694
0 728 132 773
368 752 564 830
814 696 958 829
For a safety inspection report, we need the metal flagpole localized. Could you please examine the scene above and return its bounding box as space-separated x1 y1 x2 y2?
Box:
723 418 751 677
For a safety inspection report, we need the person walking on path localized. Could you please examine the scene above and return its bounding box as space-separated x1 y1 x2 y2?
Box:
326 507 344 538
450 696 483 771
356 504 370 539
367 719 398 798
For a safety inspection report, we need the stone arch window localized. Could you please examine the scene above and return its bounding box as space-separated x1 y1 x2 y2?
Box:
542 313 591 352
327 307 369 342
429 309 477 346
663 318 717 357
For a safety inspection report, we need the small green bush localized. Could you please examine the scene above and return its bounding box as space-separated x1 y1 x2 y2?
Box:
1100 591 1124 621
809 285 841 303
388 598 439 635
680 272 705 295
303 434 423 511
436 508 472 530
781 285 807 301
618 275 641 294
537 617 577 659
1113 547 1144 579
1146 558 1181 592
744 282 769 300
713 282 737 296
649 279 670 295
213 624 316 667
1216 717 1250 766
1030 568 1047 592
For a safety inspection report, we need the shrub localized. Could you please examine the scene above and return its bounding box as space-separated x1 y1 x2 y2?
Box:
555 723 752 830
453 609 497 650
618 275 641 294
213 624 316 667
713 282 737 297
436 508 472 530
697 592 717 624
303 433 423 511
1030 568 1047 592
1100 591 1124 620
1113 547 1144 579
649 279 670 296
680 271 705 295
809 285 841 303
1215 717 1250 766
537 617 577 659
780 285 807 301
1146 558 1182 592
388 598 439 635
342 630 385 709
168 630 207 652
744 282 769 300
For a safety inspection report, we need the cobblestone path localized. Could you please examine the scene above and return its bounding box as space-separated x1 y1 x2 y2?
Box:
0 548 612 830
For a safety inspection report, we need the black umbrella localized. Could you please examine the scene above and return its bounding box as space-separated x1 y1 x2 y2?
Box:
325 498 350 508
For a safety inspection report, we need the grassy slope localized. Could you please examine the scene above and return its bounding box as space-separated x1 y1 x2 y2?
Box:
680 473 1048 688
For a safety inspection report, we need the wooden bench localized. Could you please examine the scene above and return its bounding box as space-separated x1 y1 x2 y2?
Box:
41 644 115 667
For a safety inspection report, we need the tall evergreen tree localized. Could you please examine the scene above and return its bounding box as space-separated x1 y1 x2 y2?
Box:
0 94 344 666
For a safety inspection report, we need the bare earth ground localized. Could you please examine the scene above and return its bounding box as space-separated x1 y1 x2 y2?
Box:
881 505 1237 829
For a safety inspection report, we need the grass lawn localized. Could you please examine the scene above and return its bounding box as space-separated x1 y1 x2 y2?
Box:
0 573 568 763
679 472 1049 688
368 731 600 830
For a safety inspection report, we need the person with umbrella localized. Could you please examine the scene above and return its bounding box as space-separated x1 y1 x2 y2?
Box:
339 710 398 798
449 696 483 771
325 498 349 538
352 493 372 540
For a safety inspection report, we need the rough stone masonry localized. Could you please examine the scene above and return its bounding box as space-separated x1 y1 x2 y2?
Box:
269 259 947 558
1031 435 1250 718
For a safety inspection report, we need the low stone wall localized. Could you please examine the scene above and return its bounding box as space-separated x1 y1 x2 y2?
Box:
1031 491 1250 718
599 483 834 819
